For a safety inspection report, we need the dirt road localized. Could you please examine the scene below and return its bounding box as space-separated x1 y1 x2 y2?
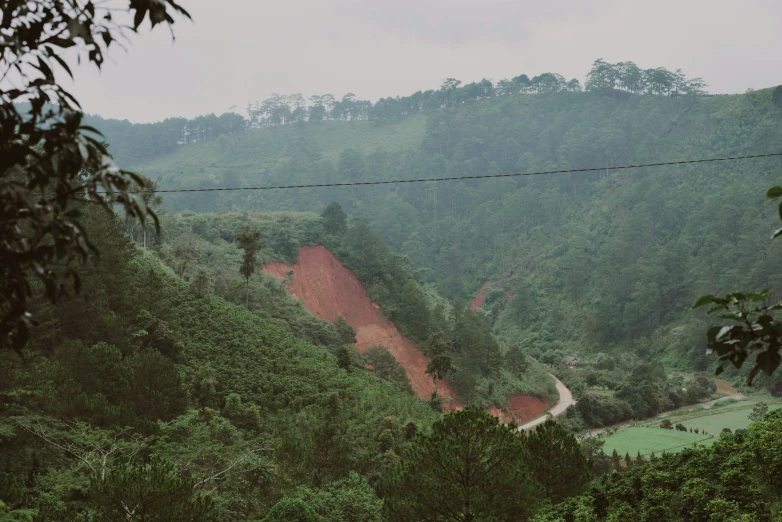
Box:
518 375 575 431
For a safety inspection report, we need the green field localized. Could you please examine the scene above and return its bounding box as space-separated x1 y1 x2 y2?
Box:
601 427 712 457
678 404 780 434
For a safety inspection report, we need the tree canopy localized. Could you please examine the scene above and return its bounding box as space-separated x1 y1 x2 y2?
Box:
0 0 189 353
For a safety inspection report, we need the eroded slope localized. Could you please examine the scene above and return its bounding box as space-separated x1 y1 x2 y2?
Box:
264 245 460 406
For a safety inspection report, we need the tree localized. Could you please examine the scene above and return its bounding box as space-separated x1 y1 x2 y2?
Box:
773 86 782 109
660 419 673 430
88 462 214 522
364 345 413 394
262 498 320 522
336 345 352 371
693 186 782 382
334 315 357 344
748 402 768 423
297 471 383 522
523 420 591 504
423 332 452 396
236 226 261 308
321 201 348 236
383 406 542 522
133 176 163 257
505 343 529 375
0 0 189 353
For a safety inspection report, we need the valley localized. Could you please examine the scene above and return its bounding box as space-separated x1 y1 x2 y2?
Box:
3 5 782 517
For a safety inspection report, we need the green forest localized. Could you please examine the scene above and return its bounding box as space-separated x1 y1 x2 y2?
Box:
124 68 782 393
3 0 782 520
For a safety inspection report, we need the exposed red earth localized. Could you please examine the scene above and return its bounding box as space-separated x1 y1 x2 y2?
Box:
470 281 489 311
487 395 550 425
509 395 550 423
263 246 461 409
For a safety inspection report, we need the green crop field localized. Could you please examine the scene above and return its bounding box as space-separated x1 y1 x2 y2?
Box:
678 404 780 434
601 427 713 457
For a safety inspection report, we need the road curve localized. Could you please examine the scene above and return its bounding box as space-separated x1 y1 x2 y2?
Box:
518 374 575 431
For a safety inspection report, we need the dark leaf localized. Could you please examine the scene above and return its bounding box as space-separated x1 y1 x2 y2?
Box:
766 186 782 200
692 295 716 309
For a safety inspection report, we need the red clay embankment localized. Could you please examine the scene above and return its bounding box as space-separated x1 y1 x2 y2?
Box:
263 245 460 408
509 395 550 423
488 396 550 424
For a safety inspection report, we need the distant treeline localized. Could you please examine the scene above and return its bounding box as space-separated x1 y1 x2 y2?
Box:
85 112 246 166
247 59 708 126
89 59 707 166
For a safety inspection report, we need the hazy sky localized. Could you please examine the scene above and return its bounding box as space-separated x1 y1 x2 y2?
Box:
69 0 782 123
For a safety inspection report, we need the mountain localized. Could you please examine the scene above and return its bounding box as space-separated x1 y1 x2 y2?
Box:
116 85 782 386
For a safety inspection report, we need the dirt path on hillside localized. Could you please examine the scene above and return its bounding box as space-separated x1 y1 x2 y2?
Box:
470 282 489 311
263 246 460 408
518 375 575 430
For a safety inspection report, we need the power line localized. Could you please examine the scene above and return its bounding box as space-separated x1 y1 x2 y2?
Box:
148 152 782 194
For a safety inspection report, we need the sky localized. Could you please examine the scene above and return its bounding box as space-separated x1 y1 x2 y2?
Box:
69 0 782 123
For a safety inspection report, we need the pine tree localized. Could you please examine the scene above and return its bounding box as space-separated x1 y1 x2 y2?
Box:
321 201 348 236
334 316 357 344
611 449 621 471
236 226 261 308
424 332 453 395
384 407 542 521
523 419 591 504
636 450 645 465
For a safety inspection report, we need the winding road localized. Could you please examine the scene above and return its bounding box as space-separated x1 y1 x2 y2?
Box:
518 374 575 431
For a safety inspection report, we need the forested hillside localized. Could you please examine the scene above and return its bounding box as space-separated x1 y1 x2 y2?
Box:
0 209 440 520
121 81 782 387
142 209 556 413
86 59 706 167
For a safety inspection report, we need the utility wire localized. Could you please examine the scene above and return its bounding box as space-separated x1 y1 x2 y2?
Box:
146 152 782 194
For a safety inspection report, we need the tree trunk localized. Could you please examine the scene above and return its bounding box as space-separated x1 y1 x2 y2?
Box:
245 278 249 309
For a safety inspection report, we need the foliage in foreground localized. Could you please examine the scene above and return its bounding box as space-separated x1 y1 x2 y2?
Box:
1 0 188 353
693 186 782 383
382 408 590 522
0 209 437 520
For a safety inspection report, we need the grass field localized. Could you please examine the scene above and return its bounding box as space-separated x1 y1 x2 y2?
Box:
678 403 780 434
601 427 712 457
601 398 781 457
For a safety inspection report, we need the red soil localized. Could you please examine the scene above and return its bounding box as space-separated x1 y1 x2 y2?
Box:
488 395 550 425
470 282 489 311
487 406 512 424
508 395 550 423
263 246 460 408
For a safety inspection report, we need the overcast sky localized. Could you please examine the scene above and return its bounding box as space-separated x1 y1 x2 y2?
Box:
69 0 782 123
